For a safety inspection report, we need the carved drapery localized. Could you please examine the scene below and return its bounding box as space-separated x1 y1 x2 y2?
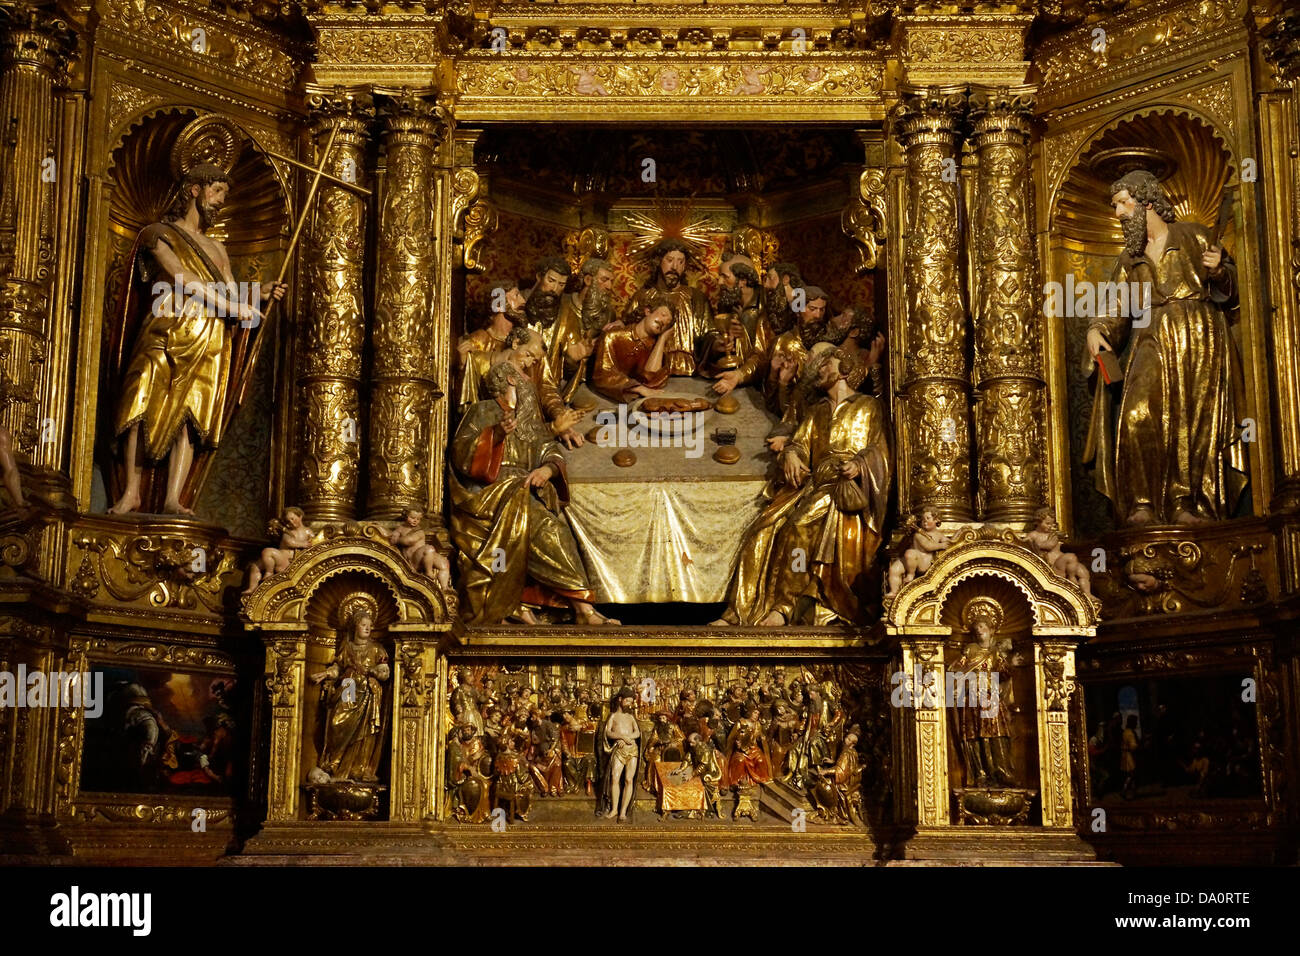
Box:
969 87 1046 523
893 87 972 521
368 91 443 519
0 6 72 462
297 89 373 522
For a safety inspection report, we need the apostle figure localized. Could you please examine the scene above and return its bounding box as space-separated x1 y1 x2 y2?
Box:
449 349 618 626
109 163 286 515
715 344 891 626
308 594 389 784
622 239 713 376
458 284 584 448
552 257 619 400
1084 169 1248 526
764 285 829 452
762 262 803 335
703 254 774 394
591 294 674 402
524 256 589 392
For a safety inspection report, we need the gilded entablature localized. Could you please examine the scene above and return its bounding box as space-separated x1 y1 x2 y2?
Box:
452 54 886 120
100 0 301 94
1036 0 1246 105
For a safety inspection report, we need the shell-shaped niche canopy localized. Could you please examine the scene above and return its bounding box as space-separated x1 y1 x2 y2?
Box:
107 108 289 263
1053 109 1235 253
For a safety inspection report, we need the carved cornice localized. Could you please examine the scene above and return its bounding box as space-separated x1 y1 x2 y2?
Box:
1035 0 1246 107
97 0 302 97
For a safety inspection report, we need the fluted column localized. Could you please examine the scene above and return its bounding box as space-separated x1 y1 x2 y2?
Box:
0 5 72 466
297 88 373 522
368 91 443 519
893 87 972 521
969 86 1046 522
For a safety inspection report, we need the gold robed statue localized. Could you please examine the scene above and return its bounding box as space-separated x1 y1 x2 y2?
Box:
715 344 891 626
449 351 618 627
1084 169 1248 527
108 162 285 516
950 597 1017 788
308 593 390 784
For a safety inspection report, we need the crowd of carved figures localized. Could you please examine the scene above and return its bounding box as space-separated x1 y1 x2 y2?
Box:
444 665 891 826
84 137 1246 823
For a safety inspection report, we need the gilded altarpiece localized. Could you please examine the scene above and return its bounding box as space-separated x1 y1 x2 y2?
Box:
0 0 1296 867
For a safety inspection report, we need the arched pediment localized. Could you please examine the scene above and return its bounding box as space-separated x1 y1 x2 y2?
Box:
885 534 1100 635
240 529 456 633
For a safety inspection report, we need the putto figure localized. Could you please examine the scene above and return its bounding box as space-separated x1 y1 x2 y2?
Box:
1084 169 1247 527
1023 507 1092 596
242 506 314 594
386 506 451 590
886 507 952 597
109 163 286 515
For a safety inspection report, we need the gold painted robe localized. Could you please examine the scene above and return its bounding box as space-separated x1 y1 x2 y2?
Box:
590 327 671 403
623 281 713 377
456 342 569 426
722 391 891 625
1083 221 1248 522
318 638 389 782
763 329 815 429
114 223 235 461
699 302 774 385
449 376 592 625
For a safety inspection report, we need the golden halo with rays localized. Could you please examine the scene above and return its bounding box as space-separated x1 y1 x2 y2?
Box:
624 197 714 266
960 596 1005 634
337 591 380 631
169 114 242 180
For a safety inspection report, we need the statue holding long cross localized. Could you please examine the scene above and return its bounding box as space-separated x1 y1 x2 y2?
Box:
107 120 367 516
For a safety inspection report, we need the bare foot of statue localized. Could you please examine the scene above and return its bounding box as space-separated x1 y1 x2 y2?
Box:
108 491 141 515
617 813 628 823
163 501 195 516
708 617 731 626
1174 509 1209 526
1125 506 1154 526
757 611 786 626
602 808 617 819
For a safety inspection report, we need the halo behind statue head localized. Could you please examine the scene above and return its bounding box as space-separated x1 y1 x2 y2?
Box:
961 596 1004 635
337 592 380 632
170 115 241 182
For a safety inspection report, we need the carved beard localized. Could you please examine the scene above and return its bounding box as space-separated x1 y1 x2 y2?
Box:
717 285 742 313
797 318 823 349
504 306 527 327
196 199 219 232
525 289 561 329
818 319 850 346
660 268 683 290
765 287 794 333
1120 209 1147 258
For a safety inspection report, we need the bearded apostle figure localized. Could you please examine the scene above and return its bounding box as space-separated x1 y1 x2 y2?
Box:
109 163 286 515
1083 169 1248 526
713 344 891 626
621 239 713 377
449 350 618 627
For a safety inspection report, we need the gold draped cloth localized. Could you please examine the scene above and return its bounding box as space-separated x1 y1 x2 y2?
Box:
722 392 891 625
699 302 774 384
449 377 592 624
318 639 388 781
114 223 234 461
1084 222 1248 522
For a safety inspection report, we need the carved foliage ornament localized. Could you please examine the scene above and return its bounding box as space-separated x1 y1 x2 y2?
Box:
455 59 883 100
